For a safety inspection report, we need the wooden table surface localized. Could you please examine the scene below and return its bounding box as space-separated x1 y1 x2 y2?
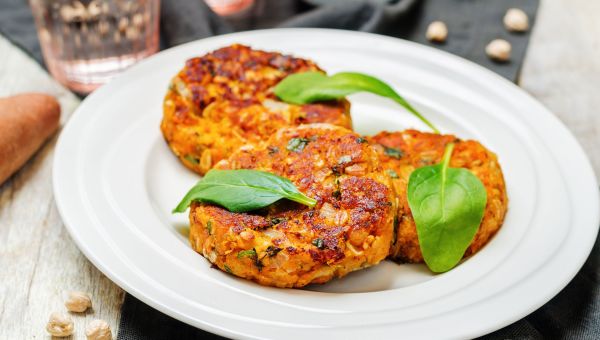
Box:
1 0 598 338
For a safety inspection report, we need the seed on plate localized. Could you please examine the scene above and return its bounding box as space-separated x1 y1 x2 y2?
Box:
426 21 448 43
46 312 74 337
504 8 529 32
85 319 112 340
486 39 511 62
65 291 92 312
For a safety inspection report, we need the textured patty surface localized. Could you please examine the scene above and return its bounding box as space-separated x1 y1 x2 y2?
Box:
189 124 394 287
161 44 352 175
367 130 508 263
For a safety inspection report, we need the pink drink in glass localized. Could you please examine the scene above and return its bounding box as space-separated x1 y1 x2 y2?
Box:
205 0 254 16
29 0 160 94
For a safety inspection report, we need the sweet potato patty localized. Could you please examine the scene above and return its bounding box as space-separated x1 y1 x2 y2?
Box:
189 124 394 287
161 44 352 175
367 130 508 263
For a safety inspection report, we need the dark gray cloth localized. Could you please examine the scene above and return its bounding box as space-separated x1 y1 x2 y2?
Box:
279 0 419 32
386 0 538 83
160 0 233 48
118 294 229 340
479 235 600 339
0 0 44 62
1 0 536 81
158 0 536 81
10 0 598 339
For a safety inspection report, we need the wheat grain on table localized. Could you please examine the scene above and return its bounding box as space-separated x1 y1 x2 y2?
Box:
0 0 599 338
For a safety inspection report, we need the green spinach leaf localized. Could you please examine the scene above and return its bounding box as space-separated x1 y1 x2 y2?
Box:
173 169 317 213
274 71 439 133
407 143 487 272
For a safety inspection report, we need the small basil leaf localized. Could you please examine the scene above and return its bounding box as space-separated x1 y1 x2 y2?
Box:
312 238 325 249
287 138 310 152
384 146 403 159
274 71 439 133
173 169 317 213
407 143 487 273
184 154 200 165
237 249 257 259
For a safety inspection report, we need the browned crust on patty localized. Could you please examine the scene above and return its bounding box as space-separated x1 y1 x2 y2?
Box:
367 130 508 263
161 44 352 175
189 124 394 287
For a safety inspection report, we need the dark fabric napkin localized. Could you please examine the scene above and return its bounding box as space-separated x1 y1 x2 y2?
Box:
8 0 600 339
2 0 536 81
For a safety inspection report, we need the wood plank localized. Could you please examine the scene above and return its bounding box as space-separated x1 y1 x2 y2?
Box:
0 35 124 339
519 0 600 177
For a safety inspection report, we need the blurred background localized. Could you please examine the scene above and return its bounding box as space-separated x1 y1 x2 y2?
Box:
2 0 537 94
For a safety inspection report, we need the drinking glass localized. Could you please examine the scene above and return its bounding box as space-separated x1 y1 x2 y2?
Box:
29 0 160 94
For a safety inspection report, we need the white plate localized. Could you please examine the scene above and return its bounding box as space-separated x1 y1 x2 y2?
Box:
53 29 599 339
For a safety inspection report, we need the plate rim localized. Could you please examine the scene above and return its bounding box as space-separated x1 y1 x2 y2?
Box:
53 28 600 339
